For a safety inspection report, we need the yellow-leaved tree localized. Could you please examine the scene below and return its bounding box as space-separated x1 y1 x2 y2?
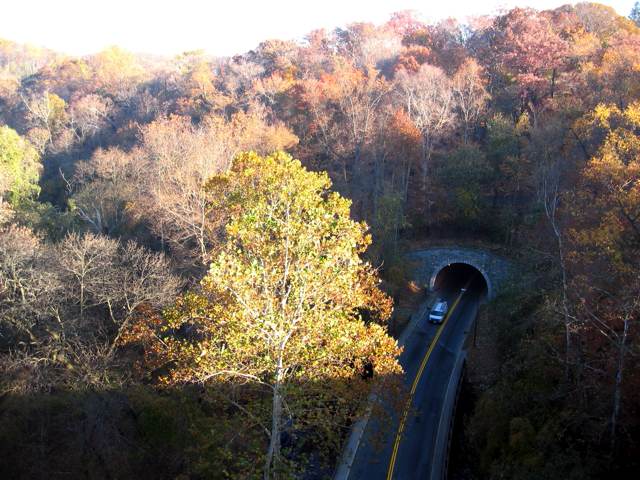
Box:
573 102 640 266
571 101 640 448
161 151 402 478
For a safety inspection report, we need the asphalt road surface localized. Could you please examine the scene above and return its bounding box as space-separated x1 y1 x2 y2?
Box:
345 289 480 480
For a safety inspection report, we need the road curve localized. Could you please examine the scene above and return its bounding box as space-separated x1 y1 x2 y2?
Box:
342 291 479 480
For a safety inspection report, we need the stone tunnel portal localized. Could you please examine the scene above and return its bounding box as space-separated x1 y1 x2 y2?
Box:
432 262 489 300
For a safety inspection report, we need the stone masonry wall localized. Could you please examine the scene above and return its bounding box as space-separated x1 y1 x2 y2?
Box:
406 247 512 300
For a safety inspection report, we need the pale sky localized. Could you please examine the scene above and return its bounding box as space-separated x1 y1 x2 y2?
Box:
1 0 635 57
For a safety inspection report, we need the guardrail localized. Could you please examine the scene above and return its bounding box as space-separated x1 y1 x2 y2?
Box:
430 350 467 480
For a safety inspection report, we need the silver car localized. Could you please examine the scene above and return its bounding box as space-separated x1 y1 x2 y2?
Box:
429 300 448 324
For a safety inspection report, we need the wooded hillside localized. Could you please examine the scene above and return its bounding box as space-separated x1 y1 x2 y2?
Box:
1 3 640 478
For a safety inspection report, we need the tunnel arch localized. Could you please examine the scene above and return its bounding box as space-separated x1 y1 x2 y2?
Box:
407 247 511 301
429 261 492 300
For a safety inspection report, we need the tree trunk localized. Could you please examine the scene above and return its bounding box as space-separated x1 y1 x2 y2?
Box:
555 225 571 381
610 317 629 451
199 200 208 265
549 210 572 381
543 176 572 381
108 307 132 358
462 119 471 145
420 136 430 192
403 159 411 205
264 361 284 479
80 278 85 320
421 135 432 224
342 159 348 184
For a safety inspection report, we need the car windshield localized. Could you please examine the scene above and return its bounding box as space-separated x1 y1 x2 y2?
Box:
433 302 447 313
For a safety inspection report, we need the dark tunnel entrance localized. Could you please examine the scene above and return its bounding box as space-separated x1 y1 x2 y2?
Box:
432 263 489 299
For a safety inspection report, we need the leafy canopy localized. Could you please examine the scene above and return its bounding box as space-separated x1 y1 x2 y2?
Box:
0 125 41 206
161 151 401 476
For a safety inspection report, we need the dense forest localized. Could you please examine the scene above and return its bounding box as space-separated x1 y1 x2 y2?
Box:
1 2 640 479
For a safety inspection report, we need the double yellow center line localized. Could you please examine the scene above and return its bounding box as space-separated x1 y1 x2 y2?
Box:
386 291 464 480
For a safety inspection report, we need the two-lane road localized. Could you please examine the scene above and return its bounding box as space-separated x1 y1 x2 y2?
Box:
344 290 480 480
